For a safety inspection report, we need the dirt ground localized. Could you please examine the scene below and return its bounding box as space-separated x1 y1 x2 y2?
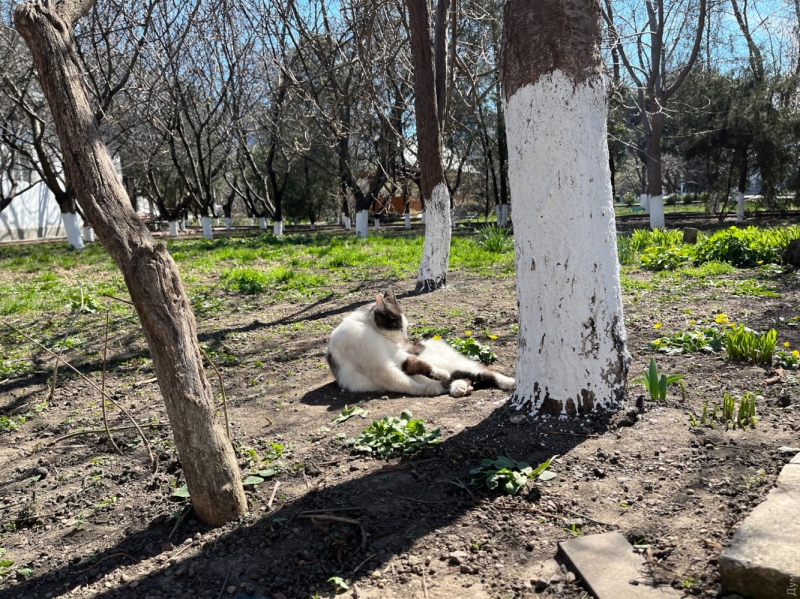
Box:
1 260 799 599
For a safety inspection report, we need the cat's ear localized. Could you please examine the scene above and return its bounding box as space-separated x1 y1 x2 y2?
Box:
375 294 385 310
384 287 397 304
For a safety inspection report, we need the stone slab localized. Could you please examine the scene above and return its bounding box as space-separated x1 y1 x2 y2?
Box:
719 452 800 599
558 532 680 599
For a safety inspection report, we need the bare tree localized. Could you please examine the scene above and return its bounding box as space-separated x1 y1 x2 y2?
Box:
15 0 246 525
604 0 706 228
502 0 630 415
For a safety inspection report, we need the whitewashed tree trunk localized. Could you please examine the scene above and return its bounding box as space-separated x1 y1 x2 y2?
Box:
735 191 745 222
82 225 95 242
258 216 267 230
215 217 220 227
273 219 283 237
649 195 665 229
501 204 509 226
201 216 213 240
639 193 650 214
417 182 451 291
495 205 501 223
405 213 411 229
224 217 232 230
374 217 380 230
355 210 369 238
62 212 85 249
343 215 351 230
248 217 254 226
420 210 426 224
168 221 179 237
504 70 630 416
310 223 315 230
179 219 186 232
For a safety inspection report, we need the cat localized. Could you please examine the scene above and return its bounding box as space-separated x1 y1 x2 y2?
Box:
325 288 515 397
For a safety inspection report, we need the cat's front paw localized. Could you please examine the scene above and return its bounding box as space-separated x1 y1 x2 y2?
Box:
495 374 515 391
449 379 473 398
429 367 450 381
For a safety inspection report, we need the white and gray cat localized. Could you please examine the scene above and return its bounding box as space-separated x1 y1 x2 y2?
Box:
326 288 514 397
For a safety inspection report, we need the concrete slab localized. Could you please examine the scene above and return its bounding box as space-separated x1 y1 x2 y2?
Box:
719 452 800 599
558 532 680 599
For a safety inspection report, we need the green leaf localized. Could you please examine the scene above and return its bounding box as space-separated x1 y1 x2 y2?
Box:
0 560 13 568
171 484 190 499
256 468 276 478
530 458 552 477
494 456 516 470
242 476 265 486
16 568 31 577
331 405 368 424
538 471 557 481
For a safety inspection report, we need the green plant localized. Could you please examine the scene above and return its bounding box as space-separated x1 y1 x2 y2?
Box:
642 358 685 401
221 267 269 294
725 325 776 365
469 456 553 495
742 469 766 490
328 576 349 593
640 245 691 271
331 405 368 424
563 523 581 537
722 392 735 422
774 349 800 370
737 392 758 429
694 225 800 267
477 226 513 253
348 410 440 457
0 416 20 433
700 402 708 425
650 328 723 354
410 325 452 339
447 336 496 365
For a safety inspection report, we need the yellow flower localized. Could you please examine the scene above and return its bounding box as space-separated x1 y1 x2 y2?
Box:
464 331 472 337
757 260 764 265
432 334 441 341
793 350 799 358
689 319 696 325
714 313 729 324
784 342 791 348
488 334 498 340
653 323 662 329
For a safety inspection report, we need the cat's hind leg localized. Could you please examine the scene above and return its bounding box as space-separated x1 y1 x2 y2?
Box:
449 379 474 398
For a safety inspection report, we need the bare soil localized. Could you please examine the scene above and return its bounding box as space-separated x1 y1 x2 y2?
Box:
1 266 799 599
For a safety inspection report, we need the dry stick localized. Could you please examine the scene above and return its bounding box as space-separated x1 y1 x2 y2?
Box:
353 553 376 575
1 320 156 472
541 431 599 438
396 495 451 505
49 424 170 445
299 507 362 515
564 508 615 528
199 347 230 441
298 515 361 525
215 570 231 599
267 481 281 510
101 311 123 455
77 552 136 573
101 293 134 306
422 567 430 599
169 505 193 539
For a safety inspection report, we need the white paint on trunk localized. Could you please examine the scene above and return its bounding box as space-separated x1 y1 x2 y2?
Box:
62 212 84 249
180 219 186 232
258 216 267 230
649 195 665 229
639 193 649 214
248 218 254 226
310 223 315 230
417 182 451 290
82 226 95 242
201 216 213 240
420 211 426 224
504 71 629 416
224 217 232 230
498 204 509 227
273 220 283 237
495 205 501 223
168 221 179 237
215 217 220 227
735 191 745 222
404 213 411 229
343 216 351 230
355 210 368 238
374 217 380 230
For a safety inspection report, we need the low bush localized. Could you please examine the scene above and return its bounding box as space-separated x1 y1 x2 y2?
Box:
348 410 440 457
478 225 513 253
724 325 776 365
694 226 800 267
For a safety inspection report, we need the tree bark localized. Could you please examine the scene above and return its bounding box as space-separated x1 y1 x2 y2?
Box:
406 0 452 292
501 0 630 416
15 0 246 526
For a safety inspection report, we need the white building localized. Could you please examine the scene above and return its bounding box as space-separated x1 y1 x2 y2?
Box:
0 174 76 242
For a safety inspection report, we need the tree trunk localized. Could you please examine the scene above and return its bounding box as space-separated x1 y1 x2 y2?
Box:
497 99 510 224
646 112 665 228
501 0 630 416
15 0 246 526
406 0 452 292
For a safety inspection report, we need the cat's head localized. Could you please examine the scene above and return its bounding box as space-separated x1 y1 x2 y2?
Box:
372 287 408 341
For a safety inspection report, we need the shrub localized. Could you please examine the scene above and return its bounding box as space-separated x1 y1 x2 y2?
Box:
640 245 691 271
348 410 440 457
448 335 496 364
724 325 776 365
469 456 554 495
623 192 637 206
665 194 678 206
651 328 723 354
693 226 800 267
478 226 513 253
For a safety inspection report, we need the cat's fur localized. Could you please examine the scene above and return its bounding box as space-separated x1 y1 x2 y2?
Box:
326 288 515 397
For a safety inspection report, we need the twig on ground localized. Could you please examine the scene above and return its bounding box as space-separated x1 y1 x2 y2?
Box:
77 552 136 573
102 293 134 306
564 508 616 528
215 571 231 599
132 377 158 388
541 431 599 438
396 495 451 504
1 320 156 472
199 347 230 441
49 424 169 445
169 505 193 539
267 481 281 510
353 553 376 574
299 507 362 515
298 515 361 525
422 567 430 599
101 312 122 455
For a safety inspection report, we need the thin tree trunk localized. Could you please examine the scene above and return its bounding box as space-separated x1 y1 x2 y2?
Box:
406 0 452 292
15 0 246 525
646 112 665 228
501 0 630 416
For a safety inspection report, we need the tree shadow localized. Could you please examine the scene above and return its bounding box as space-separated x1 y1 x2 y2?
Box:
3 402 611 599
